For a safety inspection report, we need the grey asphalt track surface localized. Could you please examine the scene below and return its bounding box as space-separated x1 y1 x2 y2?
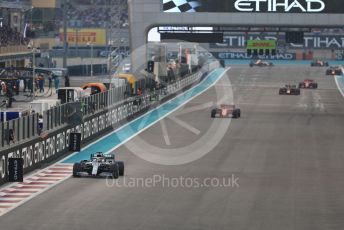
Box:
1 66 344 230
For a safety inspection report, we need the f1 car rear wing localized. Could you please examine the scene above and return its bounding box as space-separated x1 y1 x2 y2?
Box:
104 154 115 160
220 104 235 109
90 152 115 160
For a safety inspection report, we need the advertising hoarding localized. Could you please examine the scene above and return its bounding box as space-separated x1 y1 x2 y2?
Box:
247 40 276 49
59 28 106 46
210 33 344 49
163 0 344 13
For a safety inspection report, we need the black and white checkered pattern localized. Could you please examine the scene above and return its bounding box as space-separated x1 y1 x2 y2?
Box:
163 0 202 12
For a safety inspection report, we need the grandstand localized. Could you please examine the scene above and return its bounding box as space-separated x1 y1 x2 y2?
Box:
62 0 128 29
57 0 130 52
0 0 30 8
0 1 32 68
0 0 30 45
0 24 29 47
0 0 130 69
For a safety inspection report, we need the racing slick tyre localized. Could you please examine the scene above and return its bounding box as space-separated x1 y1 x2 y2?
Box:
236 109 241 118
232 109 240 119
298 83 303 89
295 89 301 95
313 83 318 89
73 163 82 177
279 89 284 95
117 161 125 176
110 164 120 179
211 109 216 118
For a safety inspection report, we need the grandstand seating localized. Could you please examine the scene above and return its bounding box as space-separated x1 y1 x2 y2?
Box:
0 25 28 47
61 0 129 28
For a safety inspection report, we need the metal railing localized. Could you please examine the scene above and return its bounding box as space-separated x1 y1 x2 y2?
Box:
166 71 204 96
0 83 128 150
42 84 128 132
0 113 38 148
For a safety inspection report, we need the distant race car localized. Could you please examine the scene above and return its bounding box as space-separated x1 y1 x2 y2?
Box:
310 59 329 67
299 79 318 89
73 152 124 178
211 104 241 118
249 59 274 67
326 66 343 75
279 85 301 95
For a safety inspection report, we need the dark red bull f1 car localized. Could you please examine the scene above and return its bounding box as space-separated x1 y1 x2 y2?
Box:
326 66 343 75
211 104 241 118
279 85 300 95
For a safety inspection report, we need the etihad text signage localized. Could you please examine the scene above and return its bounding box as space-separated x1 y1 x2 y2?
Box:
210 34 344 49
163 0 343 13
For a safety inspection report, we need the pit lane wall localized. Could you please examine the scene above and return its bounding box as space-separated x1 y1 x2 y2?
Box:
0 62 218 186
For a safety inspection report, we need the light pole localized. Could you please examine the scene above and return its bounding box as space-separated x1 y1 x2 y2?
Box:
108 51 112 87
28 37 37 100
75 27 80 56
20 7 32 43
107 0 112 86
87 42 94 77
27 6 36 99
32 47 36 100
62 0 68 68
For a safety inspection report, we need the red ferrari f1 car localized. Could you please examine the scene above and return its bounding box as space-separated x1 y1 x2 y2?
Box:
211 104 241 118
298 79 318 89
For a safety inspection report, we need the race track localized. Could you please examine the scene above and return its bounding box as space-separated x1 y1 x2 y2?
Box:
1 66 344 230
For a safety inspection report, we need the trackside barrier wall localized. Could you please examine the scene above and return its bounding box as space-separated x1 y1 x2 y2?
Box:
0 114 39 149
0 61 219 185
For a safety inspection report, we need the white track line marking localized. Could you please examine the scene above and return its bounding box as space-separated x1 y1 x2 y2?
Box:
334 75 344 98
169 116 201 135
160 120 171 146
175 102 214 116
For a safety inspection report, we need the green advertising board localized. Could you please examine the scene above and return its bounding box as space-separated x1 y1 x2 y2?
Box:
247 40 276 50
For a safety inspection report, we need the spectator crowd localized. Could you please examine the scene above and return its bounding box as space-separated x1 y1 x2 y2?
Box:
0 24 28 47
61 0 129 28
